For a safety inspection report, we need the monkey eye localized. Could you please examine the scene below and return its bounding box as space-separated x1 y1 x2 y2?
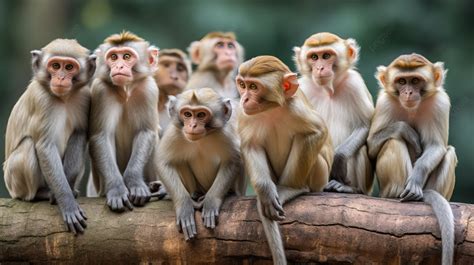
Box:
177 64 186 72
110 54 118 61
197 112 206 119
398 78 407 85
249 83 257 90
311 54 318 60
322 53 331 59
239 81 245 89
183 111 192 118
216 42 224 48
228 42 236 49
123 53 131 60
65 64 74 71
411 78 419 84
52 63 61 70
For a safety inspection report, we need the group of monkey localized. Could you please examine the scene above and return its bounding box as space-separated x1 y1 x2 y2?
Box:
3 30 457 265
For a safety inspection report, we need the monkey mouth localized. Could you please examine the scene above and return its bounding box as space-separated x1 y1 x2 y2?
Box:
184 132 206 141
112 73 132 77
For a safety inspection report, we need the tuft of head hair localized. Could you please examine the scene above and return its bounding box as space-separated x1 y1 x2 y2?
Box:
239 55 291 77
42 39 90 57
104 31 144 45
390 53 431 69
202 31 237 41
304 32 341 47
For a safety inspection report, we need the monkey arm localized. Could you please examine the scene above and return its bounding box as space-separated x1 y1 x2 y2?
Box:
123 130 156 185
62 130 87 193
243 146 284 221
400 144 447 202
35 138 87 234
157 161 197 240
367 121 422 159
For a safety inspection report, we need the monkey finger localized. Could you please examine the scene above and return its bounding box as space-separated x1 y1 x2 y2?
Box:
210 212 216 229
66 216 77 235
123 195 134 210
79 208 88 220
182 220 190 240
73 217 85 234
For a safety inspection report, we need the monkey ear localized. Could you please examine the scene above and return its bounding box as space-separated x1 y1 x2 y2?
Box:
148 46 160 72
292 46 303 73
188 41 201 65
283 73 299 98
222 98 233 122
31 50 42 74
345 38 360 65
87 54 97 80
168 95 178 118
433 62 447 87
375 66 388 88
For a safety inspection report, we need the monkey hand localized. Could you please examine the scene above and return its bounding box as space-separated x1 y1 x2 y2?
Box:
58 199 87 235
400 178 423 202
149 181 168 200
49 189 78 205
328 153 349 184
259 193 285 221
201 197 222 229
125 180 151 206
176 198 197 241
106 184 133 212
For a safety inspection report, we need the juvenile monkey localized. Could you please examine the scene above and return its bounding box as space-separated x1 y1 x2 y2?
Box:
89 31 160 211
187 32 244 100
237 56 333 265
294 32 374 195
3 39 96 234
154 48 192 132
157 88 244 241
368 53 457 265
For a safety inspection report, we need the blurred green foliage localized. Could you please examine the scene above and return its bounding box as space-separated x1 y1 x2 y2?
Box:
0 0 473 202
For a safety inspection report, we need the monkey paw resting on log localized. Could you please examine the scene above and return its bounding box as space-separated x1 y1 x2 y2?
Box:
157 88 245 241
89 31 161 212
3 39 96 234
368 53 458 265
236 56 333 265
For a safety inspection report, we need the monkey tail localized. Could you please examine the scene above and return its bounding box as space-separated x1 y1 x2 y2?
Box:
257 202 287 265
423 189 454 265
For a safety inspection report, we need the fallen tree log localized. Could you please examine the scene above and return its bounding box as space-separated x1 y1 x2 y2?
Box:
0 193 473 264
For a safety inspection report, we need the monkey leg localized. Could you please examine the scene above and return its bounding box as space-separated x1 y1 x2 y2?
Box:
424 146 457 200
256 199 287 265
3 138 45 201
307 150 332 192
276 185 309 205
347 145 373 194
376 139 412 198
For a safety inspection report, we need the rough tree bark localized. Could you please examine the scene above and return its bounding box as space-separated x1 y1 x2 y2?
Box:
0 193 473 264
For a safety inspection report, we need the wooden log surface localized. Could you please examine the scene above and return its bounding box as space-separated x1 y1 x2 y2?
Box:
0 193 473 264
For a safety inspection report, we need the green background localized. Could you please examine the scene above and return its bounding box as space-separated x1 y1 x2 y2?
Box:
0 0 472 202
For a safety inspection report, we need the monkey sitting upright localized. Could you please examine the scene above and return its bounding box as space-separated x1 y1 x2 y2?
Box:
3 39 96 234
157 87 245 241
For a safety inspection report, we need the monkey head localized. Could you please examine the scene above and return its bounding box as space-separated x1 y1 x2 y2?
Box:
236 56 298 115
31 39 96 97
188 32 244 74
95 31 159 88
376 53 446 111
169 88 232 141
155 49 191 95
293 32 359 94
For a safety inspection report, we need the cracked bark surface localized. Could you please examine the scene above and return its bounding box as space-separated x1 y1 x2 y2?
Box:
0 193 473 264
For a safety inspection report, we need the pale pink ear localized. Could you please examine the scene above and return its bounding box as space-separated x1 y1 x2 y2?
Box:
375 66 387 88
433 62 447 87
148 46 159 71
188 41 201 65
283 73 299 98
345 38 360 65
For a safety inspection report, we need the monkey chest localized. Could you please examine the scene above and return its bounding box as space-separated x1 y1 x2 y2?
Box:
186 155 221 192
264 132 293 179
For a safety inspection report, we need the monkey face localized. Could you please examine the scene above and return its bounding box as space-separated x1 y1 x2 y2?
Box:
46 56 81 96
105 47 139 86
156 55 189 94
393 74 425 110
236 76 277 115
306 48 337 86
213 38 238 72
179 106 213 141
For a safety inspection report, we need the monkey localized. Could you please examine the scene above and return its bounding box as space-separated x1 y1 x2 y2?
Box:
294 32 374 195
187 31 244 100
154 48 192 133
237 56 333 265
367 53 457 265
157 87 244 241
88 31 161 211
3 39 96 234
